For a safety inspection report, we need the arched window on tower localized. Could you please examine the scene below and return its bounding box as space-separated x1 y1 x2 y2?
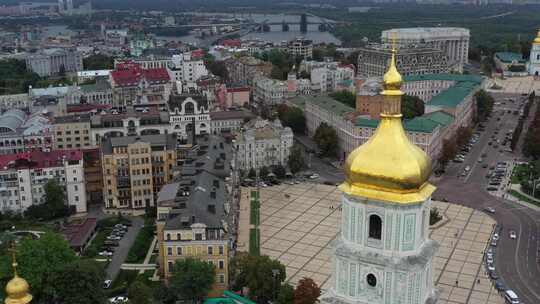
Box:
368 214 382 240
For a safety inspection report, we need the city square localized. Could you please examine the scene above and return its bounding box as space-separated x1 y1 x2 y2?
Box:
238 182 504 304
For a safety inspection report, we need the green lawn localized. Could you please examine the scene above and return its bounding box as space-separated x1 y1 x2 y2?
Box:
125 217 155 263
0 219 55 232
249 229 260 256
508 189 540 208
250 200 259 226
107 269 160 297
511 164 531 184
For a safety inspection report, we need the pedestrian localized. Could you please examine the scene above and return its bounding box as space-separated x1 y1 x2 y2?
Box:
455 280 459 286
477 279 480 284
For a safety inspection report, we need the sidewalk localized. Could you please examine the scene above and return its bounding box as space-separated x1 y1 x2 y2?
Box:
506 184 540 212
236 187 251 253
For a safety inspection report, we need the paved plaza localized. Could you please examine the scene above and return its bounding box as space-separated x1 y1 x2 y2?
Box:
488 76 540 94
237 183 504 304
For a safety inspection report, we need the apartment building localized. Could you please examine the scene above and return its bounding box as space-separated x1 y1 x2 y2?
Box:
53 114 92 150
157 135 233 297
287 38 313 59
311 65 355 94
253 77 287 107
209 110 255 135
168 53 209 84
224 56 272 86
101 134 177 215
0 150 86 214
235 119 293 170
0 110 52 155
168 94 211 139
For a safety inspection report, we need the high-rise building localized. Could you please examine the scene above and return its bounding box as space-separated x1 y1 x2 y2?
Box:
357 44 449 78
320 48 439 304
381 27 469 73
528 30 540 77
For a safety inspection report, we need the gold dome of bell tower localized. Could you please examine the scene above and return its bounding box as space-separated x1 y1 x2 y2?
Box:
4 243 32 304
340 39 435 203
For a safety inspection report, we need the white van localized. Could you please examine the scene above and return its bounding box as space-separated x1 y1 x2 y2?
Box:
504 290 519 304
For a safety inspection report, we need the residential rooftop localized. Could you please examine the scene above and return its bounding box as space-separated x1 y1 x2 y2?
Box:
101 134 177 154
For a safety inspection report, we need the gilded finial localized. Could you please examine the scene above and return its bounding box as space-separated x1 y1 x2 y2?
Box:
5 241 32 304
534 28 540 44
382 32 403 98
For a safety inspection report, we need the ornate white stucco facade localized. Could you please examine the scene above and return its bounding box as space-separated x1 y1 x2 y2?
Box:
320 193 439 304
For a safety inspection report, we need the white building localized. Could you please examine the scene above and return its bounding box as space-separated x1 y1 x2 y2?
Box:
209 110 255 135
235 119 293 170
25 48 83 77
168 53 209 85
381 27 469 73
0 150 86 214
287 38 313 59
168 94 211 139
528 30 540 77
311 65 355 94
253 77 287 106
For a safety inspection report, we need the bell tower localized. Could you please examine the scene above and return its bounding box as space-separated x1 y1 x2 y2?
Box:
529 29 540 77
320 40 439 304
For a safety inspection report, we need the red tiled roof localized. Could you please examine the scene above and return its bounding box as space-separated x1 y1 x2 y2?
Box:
191 49 205 59
222 39 241 47
0 150 82 170
111 61 170 87
227 87 250 93
62 218 97 248
67 103 111 113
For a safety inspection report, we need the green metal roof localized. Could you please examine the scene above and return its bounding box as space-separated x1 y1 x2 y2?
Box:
355 116 441 133
403 73 483 84
422 110 454 127
428 81 479 107
204 291 256 304
204 298 235 304
309 96 355 116
494 52 526 64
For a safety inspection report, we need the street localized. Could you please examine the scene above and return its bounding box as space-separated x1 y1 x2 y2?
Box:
434 93 540 304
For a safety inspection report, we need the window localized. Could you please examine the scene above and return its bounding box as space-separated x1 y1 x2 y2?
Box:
166 233 171 241
367 274 377 287
368 214 382 240
218 245 224 255
168 261 173 272
167 247 172 256
177 247 182 255
218 260 224 269
219 274 225 284
207 246 213 255
195 233 203 241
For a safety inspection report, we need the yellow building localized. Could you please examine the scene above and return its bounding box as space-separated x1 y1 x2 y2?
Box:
52 114 93 150
156 135 233 297
101 134 178 215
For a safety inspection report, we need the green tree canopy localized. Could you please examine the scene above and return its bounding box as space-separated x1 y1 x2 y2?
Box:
25 179 70 220
83 54 114 70
401 94 425 119
277 104 306 134
330 91 355 108
313 123 339 157
229 253 286 304
50 259 106 304
276 283 294 304
474 90 494 122
128 280 153 304
170 258 215 302
0 59 41 95
288 145 306 174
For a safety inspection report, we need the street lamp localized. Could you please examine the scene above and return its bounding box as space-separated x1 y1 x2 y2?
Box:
271 269 280 301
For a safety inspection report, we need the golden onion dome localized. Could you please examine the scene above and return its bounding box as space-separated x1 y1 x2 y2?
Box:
5 276 32 304
340 46 434 203
534 29 540 44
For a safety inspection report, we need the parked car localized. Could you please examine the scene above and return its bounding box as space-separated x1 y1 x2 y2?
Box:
109 296 129 304
103 280 112 289
487 256 494 264
99 251 113 257
495 280 505 291
489 271 499 280
493 233 500 241
107 235 121 241
509 230 517 239
487 264 495 272
104 240 119 246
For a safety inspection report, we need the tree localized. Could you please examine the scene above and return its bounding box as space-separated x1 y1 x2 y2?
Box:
277 104 306 134
313 123 339 157
83 54 114 70
50 259 106 304
273 165 286 179
271 66 286 80
440 139 458 164
401 94 425 119
259 166 269 180
8 232 77 301
330 91 355 108
293 277 321 304
248 168 257 179
169 258 215 302
206 60 228 80
153 285 178 304
25 179 70 220
276 283 294 304
456 127 473 148
128 280 153 304
474 90 494 122
229 253 286 304
288 145 306 174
